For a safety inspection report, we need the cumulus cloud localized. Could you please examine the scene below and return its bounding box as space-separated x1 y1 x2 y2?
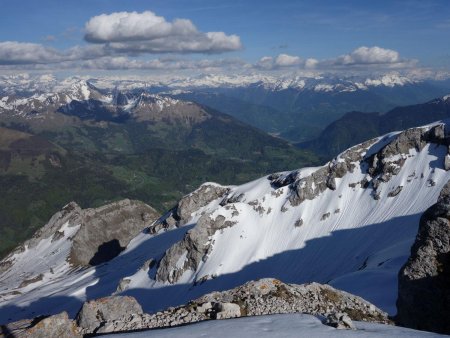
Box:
256 54 302 69
334 46 401 65
0 41 64 65
252 47 416 73
85 11 196 43
84 11 242 54
275 54 301 67
305 58 319 69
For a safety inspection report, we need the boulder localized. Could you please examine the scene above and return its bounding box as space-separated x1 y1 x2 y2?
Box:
13 312 81 338
325 312 355 330
212 302 242 319
76 296 143 333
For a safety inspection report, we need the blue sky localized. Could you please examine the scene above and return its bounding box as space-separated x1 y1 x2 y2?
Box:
0 0 449 76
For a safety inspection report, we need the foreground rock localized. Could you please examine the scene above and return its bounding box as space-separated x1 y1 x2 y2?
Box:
76 296 143 334
325 312 356 330
397 180 450 334
1 312 81 338
78 279 388 334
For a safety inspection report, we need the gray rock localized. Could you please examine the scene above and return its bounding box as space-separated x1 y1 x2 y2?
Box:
76 295 143 334
114 278 131 294
154 183 230 232
0 199 159 272
13 312 82 338
397 181 450 334
156 214 236 283
387 186 403 198
325 312 355 330
69 199 159 266
294 218 304 227
445 153 450 171
212 302 241 319
75 279 388 334
268 171 298 189
288 140 376 207
194 279 388 323
175 184 230 225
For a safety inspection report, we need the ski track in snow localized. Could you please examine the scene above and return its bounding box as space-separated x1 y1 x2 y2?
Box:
1 123 450 325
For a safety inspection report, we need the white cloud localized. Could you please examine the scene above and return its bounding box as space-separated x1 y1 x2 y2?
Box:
275 54 301 67
305 58 319 69
85 11 196 43
0 41 63 65
0 54 247 72
256 54 302 69
84 11 242 54
0 42 112 65
334 46 401 65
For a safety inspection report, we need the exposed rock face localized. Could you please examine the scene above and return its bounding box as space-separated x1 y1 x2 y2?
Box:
70 199 159 266
288 124 450 207
2 312 81 338
151 183 229 234
397 180 450 334
0 199 159 274
288 139 376 206
156 213 236 283
82 279 388 334
0 202 83 274
76 296 143 334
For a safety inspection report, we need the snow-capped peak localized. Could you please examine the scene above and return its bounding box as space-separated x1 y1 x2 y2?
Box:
364 73 413 88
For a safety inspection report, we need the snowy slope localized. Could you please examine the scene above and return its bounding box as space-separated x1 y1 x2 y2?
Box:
1 121 450 324
104 314 446 338
0 73 417 95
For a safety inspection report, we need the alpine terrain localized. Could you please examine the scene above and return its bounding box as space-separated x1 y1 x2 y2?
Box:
0 79 317 258
1 120 450 336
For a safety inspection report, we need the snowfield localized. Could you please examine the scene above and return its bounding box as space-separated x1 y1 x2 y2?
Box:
104 314 448 338
1 121 450 331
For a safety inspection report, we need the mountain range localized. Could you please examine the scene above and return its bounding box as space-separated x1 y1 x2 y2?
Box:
1 119 450 336
299 94 450 159
0 80 317 258
3 73 450 143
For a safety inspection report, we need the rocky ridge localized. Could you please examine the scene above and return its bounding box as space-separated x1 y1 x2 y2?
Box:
154 122 450 285
0 199 159 294
67 279 389 335
397 179 450 334
0 80 211 125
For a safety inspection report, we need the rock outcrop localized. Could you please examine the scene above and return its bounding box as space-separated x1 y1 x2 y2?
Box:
1 312 81 338
76 296 143 334
151 183 229 233
0 199 159 271
156 213 236 283
78 279 388 334
397 180 450 334
287 124 450 207
69 199 159 266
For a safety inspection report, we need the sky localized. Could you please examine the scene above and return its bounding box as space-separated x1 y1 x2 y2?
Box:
0 0 449 78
